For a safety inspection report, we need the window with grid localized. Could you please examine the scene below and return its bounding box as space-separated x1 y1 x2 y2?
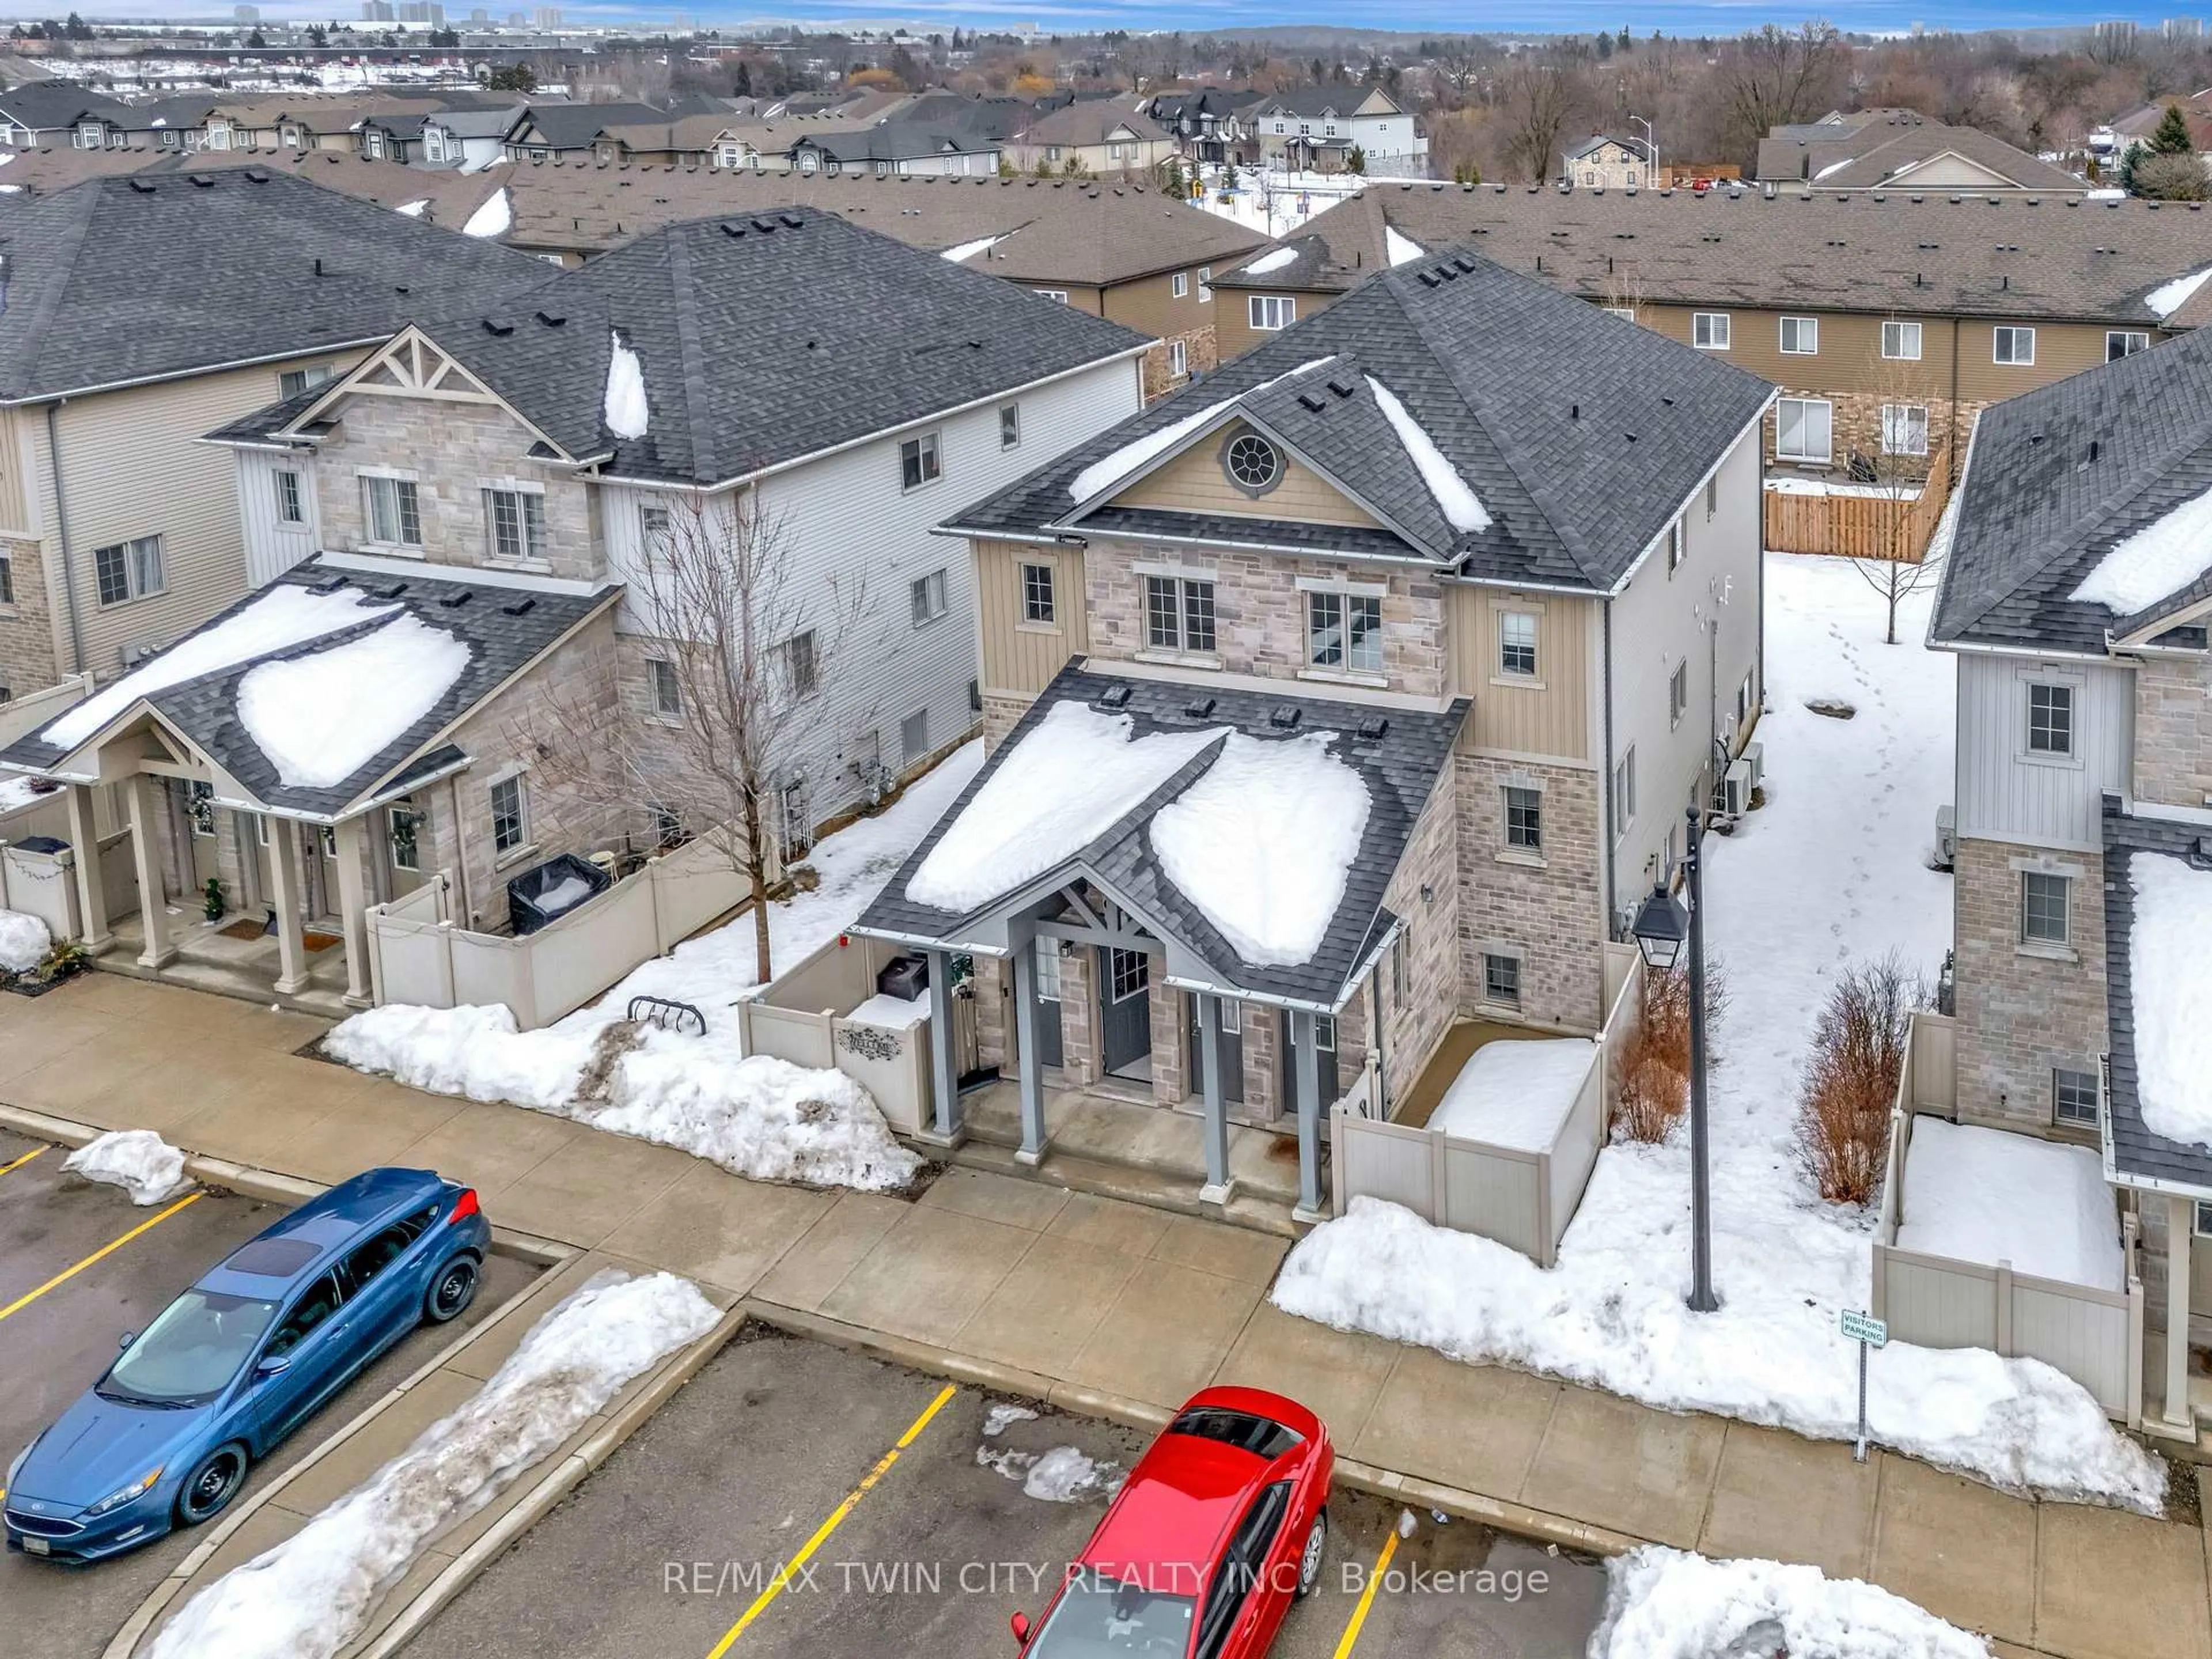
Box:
1483 953 1521 1007
1021 562 1055 624
2027 683 2073 756
188 780 215 837
1881 320 1923 361
93 535 164 605
910 569 948 627
388 803 422 871
2054 1069 2099 1128
782 629 819 696
1504 786 1541 853
1779 315 1817 355
2020 871 2069 946
1994 326 2035 365
483 488 547 564
1665 520 1684 573
639 504 672 563
1108 948 1149 1002
1389 932 1407 1002
1692 312 1730 350
0 547 12 607
274 469 304 525
1881 404 1929 457
1669 661 1689 727
1306 590 1381 674
1172 271 1189 297
362 475 421 547
1145 575 1215 654
1169 338 1187 378
1499 610 1537 677
899 430 942 491
490 776 526 855
647 657 680 717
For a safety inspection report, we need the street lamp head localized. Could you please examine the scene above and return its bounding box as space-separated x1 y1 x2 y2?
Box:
1631 880 1688 971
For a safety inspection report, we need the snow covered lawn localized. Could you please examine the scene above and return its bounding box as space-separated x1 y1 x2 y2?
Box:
1427 1038 1597 1153
1275 554 2167 1510
2124 849 2212 1149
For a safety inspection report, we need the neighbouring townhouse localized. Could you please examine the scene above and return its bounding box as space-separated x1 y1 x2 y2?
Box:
854 244 1770 1222
1001 103 1176 179
787 123 999 179
415 108 517 172
0 169 544 709
501 102 671 163
1927 323 2212 1440
1245 86 1426 176
0 81 134 150
1756 108 2088 193
1561 135 1655 190
1142 87 1252 166
1211 184 2212 504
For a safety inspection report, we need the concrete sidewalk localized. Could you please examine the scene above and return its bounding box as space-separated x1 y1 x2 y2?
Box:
6 973 2208 1659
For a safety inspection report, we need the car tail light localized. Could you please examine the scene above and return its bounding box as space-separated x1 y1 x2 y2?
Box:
448 1188 480 1225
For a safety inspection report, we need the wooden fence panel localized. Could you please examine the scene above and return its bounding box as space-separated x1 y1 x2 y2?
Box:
1765 446 1951 562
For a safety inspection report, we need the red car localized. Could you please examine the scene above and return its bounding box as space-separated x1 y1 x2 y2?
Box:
1011 1387 1333 1658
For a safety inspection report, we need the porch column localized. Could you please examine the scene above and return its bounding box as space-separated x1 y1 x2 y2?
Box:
265 821 311 997
1198 994 1234 1207
66 783 111 953
922 946 964 1147
125 774 175 969
1291 1008 1325 1223
332 816 372 1009
2165 1194 2195 1434
1011 934 1048 1166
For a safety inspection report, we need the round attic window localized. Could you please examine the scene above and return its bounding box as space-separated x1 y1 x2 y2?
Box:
1222 431 1283 496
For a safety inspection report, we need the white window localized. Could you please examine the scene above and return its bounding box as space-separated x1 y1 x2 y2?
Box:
1612 745 1637 838
782 629 819 696
483 487 547 564
1145 575 1216 654
2054 1068 2099 1128
1021 561 1055 624
425 128 448 162
1669 661 1689 728
910 568 948 626
364 128 387 159
1994 326 2036 365
2107 330 2150 361
1198 266 1212 304
1665 519 1684 574
2021 870 2070 946
1705 475 1718 520
1503 786 1541 853
646 656 681 718
75 119 103 149
279 363 336 401
1306 589 1382 675
388 803 422 871
1498 609 1537 677
490 775 527 855
1171 271 1189 298
900 430 941 491
639 503 672 562
1776 397 1833 463
1032 288 1069 303
273 469 305 526
1248 294 1296 331
362 475 422 547
93 535 164 605
1779 315 1818 355
1169 338 1188 378
1603 306 1635 321
1881 319 1923 361
1692 312 1730 350
2027 681 2074 756
1881 404 1929 457
998 403 1020 449
1483 952 1521 1008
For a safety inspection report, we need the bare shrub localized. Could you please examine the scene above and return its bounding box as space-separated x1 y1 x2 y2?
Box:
1797 952 1927 1205
1613 955 1734 1143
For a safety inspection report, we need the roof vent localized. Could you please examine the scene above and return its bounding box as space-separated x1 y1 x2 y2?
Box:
1327 378 1355 400
127 179 156 194
1355 715 1389 741
244 168 268 184
1570 403 1580 421
1416 270 1441 287
2089 440 2101 463
1098 684 1132 710
373 581 408 599
307 574 347 595
313 257 324 276
750 216 778 232
778 213 802 228
500 596 537 617
483 319 514 336
1297 392 1327 412
189 174 214 188
1183 696 1216 720
535 310 566 327
1452 256 1475 274
720 221 745 236
1268 705 1302 730
438 589 473 609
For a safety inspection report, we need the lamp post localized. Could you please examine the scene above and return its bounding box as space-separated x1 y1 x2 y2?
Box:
1631 804 1718 1313
1628 113 1659 187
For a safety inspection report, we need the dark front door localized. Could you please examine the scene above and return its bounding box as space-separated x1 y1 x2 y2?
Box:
1187 993 1244 1105
1279 1012 1340 1113
1099 947 1152 1078
1032 938 1064 1070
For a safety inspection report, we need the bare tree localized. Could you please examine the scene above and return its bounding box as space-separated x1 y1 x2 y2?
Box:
1715 22 1845 168
1499 59 1586 182
1845 347 1952 645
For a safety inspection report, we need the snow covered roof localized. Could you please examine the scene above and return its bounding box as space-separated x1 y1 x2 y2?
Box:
2101 800 2212 1194
856 665 1464 1007
0 558 617 821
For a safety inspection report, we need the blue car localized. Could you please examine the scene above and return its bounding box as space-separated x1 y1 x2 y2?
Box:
4 1166 490 1563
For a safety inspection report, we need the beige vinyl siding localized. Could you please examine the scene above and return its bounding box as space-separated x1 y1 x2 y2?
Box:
1113 420 1381 527
976 536 1086 696
1449 584 1593 762
0 406 33 535
1955 319 2111 403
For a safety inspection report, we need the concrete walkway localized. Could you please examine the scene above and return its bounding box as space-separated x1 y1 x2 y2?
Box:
6 973 2208 1659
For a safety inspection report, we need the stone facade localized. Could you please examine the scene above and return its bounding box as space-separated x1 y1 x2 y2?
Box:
1453 755 1607 1033
1146 978 1185 1105
0 536 55 702
981 691 1031 754
1763 387 1981 485
1369 767 1464 1106
1950 834 2107 1141
1137 324 1221 404
2134 654 2212 812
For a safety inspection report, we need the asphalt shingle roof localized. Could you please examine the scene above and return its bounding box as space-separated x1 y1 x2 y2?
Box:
509 101 667 150
948 243 1772 593
2102 801 2212 1193
855 662 1463 1006
0 79 127 130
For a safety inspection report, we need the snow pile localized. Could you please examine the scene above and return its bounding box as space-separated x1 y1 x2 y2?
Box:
327 1007 920 1193
1813 156 1855 181
908 702 1218 914
2126 850 2212 1148
63 1130 191 1205
1273 555 2166 1510
976 1444 1124 1503
395 198 430 217
847 990 927 1029
460 184 510 237
1384 225 1424 266
1066 357 1336 503
603 328 649 441
1367 376 1491 533
0 773 49 816
1590 1546 1990 1659
1149 730 1370 967
0 907 50 974
2070 484 2212 615
1427 1039 1598 1153
1239 245 1299 275
983 1403 1039 1437
41 585 399 752
236 616 471 789
1896 1118 2121 1290
940 234 1005 263
145 1270 720 1659
2145 264 2212 320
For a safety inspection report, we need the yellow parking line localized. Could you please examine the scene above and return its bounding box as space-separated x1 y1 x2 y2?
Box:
0 1145 46 1177
1332 1528 1399 1659
702 1382 957 1657
0 1193 202 1323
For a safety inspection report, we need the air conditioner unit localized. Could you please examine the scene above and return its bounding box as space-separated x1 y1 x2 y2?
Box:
1721 757 1753 820
1742 741 1765 792
1935 804 1957 870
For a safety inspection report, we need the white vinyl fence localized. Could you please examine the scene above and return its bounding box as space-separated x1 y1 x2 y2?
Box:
1872 1013 2145 1426
1330 943 1640 1266
735 930 935 1134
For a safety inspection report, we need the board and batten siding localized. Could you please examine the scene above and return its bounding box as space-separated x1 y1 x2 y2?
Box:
1115 419 1381 528
976 537 1088 697
1955 650 2131 853
234 448 324 588
1446 584 1593 763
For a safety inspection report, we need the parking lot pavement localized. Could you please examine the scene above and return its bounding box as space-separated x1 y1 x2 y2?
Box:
0 1130 538 1659
419 1327 1606 1659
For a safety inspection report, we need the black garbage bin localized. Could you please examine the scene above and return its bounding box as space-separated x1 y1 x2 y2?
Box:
13 835 66 855
506 852 612 937
877 953 929 1001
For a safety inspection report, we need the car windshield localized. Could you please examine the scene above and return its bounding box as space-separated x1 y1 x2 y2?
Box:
100 1290 279 1406
1028 1570 1197 1656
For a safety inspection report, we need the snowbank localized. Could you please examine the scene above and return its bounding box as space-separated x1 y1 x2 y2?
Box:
0 907 50 974
1065 357 1335 504
145 1270 720 1659
1590 1546 1990 1659
976 1443 1124 1503
1149 730 1370 967
2070 484 2212 615
1368 375 1490 532
603 328 649 440
2126 850 2212 1148
63 1130 190 1205
460 185 510 237
1896 1118 2121 1290
1427 1039 1597 1153
236 616 471 789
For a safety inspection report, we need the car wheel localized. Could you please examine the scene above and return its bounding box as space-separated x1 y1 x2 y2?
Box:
1296 1507 1328 1599
176 1444 248 1527
425 1255 480 1324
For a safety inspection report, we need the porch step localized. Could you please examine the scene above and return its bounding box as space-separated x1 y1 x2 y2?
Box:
947 1134 1305 1239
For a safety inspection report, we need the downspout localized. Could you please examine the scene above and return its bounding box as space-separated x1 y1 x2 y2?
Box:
1946 319 1963 488
1601 599 1617 938
44 400 86 677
